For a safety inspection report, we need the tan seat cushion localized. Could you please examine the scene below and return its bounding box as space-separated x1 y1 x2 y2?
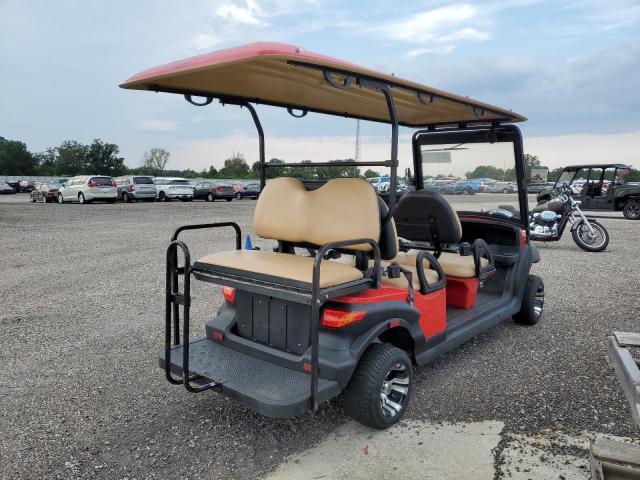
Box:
253 177 380 251
393 250 488 279
331 255 439 290
194 250 363 289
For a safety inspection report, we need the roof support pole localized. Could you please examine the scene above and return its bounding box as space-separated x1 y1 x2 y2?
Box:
359 79 399 218
206 97 265 189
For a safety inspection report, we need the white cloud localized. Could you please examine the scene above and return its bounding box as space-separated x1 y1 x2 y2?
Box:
406 45 457 59
215 0 266 26
137 119 178 133
188 32 224 51
379 3 490 45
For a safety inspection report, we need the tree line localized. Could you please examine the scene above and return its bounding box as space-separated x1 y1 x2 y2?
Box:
0 136 364 180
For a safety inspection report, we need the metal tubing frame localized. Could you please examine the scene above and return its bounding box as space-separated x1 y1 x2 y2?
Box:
310 238 381 411
165 222 242 392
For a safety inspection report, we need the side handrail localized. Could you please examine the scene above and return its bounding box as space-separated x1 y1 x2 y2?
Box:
165 222 242 393
310 238 381 411
414 251 446 295
472 239 496 281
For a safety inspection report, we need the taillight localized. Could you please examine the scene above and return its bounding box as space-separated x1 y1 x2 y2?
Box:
111 183 117 188
48 189 56 193
321 308 366 328
519 229 527 249
88 182 97 188
222 286 235 303
216 186 223 191
130 184 135 191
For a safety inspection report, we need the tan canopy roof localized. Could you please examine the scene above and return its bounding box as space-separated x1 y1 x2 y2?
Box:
121 42 526 127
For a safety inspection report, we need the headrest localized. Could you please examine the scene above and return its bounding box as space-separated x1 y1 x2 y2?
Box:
393 189 462 244
377 196 398 260
253 177 380 251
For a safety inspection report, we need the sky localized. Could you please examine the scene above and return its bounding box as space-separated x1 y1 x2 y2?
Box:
1 0 639 175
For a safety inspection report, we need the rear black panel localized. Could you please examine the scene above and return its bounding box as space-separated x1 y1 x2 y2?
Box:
235 291 310 355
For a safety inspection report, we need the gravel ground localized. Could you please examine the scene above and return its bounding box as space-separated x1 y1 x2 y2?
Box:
1 193 638 479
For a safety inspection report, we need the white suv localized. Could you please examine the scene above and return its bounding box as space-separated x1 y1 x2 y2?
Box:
57 176 117 204
154 177 194 201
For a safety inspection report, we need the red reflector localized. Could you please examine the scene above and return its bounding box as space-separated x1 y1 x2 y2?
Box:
321 308 366 328
389 320 401 328
212 331 224 341
222 286 235 303
519 229 527 249
303 363 312 372
88 182 97 188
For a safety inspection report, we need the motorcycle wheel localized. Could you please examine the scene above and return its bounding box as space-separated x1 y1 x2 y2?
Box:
571 220 609 252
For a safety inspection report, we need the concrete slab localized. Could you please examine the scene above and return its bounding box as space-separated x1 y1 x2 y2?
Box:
265 420 504 480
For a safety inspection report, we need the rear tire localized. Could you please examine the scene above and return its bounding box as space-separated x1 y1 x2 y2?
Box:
623 202 640 220
514 274 544 325
31 194 36 203
122 192 129 203
58 193 64 204
342 343 412 429
207 192 214 202
78 193 86 204
235 192 242 199
159 192 167 202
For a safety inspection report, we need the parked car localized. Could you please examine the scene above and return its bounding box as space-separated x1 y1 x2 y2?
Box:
193 181 235 201
154 177 194 202
0 182 16 194
449 181 478 195
18 180 35 193
30 181 62 202
235 182 261 199
468 178 497 193
6 181 20 192
114 175 157 202
488 181 517 193
57 176 117 204
367 176 390 192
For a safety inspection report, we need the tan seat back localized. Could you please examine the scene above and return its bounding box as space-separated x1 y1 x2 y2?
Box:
253 177 380 251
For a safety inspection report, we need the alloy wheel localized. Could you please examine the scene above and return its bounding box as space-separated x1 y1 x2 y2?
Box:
379 362 410 418
533 281 544 320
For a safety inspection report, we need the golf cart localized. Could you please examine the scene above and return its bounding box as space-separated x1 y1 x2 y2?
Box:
121 42 542 429
536 164 640 220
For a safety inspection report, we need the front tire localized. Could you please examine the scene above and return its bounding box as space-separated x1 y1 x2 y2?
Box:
514 274 544 325
207 192 214 202
58 193 64 204
623 202 640 220
571 220 609 252
159 192 167 202
342 343 412 429
235 192 242 200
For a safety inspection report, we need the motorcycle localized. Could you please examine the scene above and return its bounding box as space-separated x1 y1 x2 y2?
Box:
529 183 609 252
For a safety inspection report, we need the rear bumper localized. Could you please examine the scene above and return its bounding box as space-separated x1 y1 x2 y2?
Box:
159 338 341 417
166 193 193 199
608 331 640 427
131 191 156 199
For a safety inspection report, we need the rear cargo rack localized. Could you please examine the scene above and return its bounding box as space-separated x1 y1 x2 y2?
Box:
165 222 381 410
608 331 640 426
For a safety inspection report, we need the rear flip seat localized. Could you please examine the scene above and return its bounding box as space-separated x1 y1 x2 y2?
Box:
392 189 495 308
193 177 381 290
